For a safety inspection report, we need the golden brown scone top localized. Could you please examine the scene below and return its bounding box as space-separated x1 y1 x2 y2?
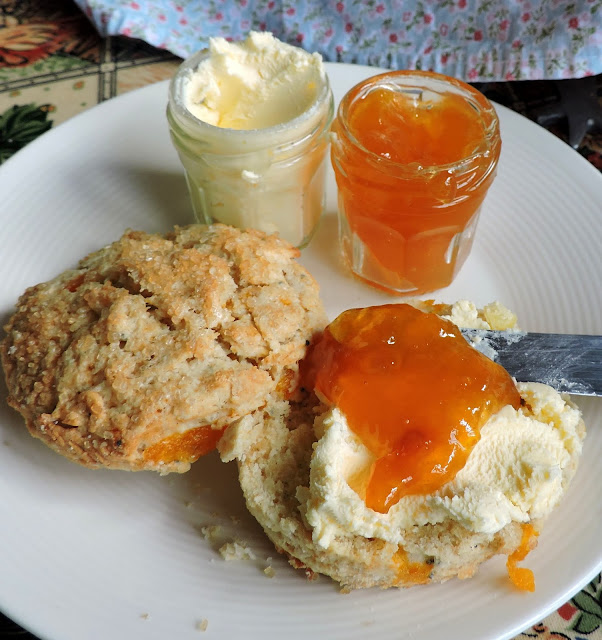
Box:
1 224 327 472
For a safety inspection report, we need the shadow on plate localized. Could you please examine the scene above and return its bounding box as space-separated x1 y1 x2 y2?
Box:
306 212 344 273
64 163 196 236
119 166 195 231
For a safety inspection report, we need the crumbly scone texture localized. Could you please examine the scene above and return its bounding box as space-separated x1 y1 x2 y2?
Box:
224 398 529 589
224 300 586 590
1 224 327 472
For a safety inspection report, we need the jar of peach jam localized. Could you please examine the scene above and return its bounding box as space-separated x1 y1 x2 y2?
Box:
330 70 501 295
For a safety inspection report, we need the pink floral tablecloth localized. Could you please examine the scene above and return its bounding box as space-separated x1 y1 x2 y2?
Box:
75 0 602 81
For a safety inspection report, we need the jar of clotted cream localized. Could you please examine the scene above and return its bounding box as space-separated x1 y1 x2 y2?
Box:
331 70 501 295
167 32 334 248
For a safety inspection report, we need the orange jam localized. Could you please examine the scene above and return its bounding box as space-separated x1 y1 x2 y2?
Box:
331 70 501 295
506 523 539 592
393 548 432 585
143 425 226 465
349 88 484 166
303 304 520 513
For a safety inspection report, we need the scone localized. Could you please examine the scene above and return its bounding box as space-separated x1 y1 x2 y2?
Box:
1 224 327 472
221 301 585 590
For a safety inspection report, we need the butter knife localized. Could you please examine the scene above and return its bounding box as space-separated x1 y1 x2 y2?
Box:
460 329 602 397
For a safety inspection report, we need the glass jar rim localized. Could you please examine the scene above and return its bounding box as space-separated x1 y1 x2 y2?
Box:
168 48 334 139
334 69 501 174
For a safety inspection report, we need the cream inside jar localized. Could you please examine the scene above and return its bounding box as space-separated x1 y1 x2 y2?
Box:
167 32 334 247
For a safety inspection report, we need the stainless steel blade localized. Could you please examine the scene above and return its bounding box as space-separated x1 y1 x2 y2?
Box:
460 329 602 397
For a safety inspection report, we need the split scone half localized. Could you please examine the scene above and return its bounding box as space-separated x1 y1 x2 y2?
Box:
1 224 326 472
220 300 586 590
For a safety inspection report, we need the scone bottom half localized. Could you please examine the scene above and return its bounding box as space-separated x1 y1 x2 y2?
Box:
1 223 327 473
225 301 586 592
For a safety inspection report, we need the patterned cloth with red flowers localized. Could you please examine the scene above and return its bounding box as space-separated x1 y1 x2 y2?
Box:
74 0 602 81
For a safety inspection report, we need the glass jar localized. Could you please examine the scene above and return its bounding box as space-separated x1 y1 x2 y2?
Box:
331 70 501 295
167 50 334 248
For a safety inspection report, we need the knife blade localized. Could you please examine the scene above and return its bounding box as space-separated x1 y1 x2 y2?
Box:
460 329 602 397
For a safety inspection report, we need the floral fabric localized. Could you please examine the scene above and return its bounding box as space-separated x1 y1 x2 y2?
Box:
73 0 602 81
0 2 602 639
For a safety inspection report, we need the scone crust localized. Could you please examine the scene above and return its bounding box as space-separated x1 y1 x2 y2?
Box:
1 224 327 472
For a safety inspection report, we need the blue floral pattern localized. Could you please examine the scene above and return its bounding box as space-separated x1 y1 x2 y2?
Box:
74 0 602 81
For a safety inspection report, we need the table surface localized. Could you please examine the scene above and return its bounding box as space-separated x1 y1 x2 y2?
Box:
1 1 601 639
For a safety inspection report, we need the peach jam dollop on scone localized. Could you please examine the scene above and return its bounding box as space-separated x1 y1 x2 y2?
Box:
1 224 327 472
223 301 585 591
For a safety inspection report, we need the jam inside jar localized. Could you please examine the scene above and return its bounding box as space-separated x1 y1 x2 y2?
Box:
330 71 501 295
303 304 521 513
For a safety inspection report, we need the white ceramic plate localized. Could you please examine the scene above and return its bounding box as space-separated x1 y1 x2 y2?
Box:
0 63 600 640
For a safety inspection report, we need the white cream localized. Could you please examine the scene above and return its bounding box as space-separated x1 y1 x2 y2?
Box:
183 31 325 129
297 301 584 550
299 387 583 549
441 299 518 330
